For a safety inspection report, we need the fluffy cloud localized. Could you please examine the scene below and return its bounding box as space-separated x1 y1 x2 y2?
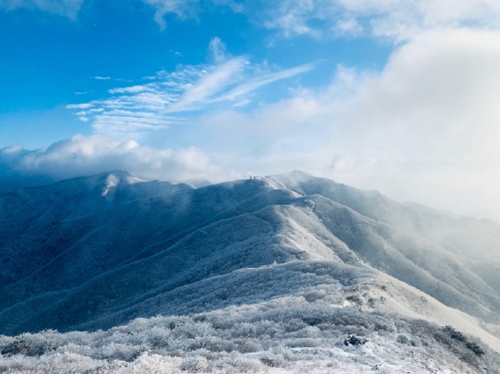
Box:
196 28 500 217
327 28 500 215
331 29 500 162
0 134 237 192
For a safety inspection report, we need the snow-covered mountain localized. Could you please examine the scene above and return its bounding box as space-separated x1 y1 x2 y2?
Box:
1 171 500 373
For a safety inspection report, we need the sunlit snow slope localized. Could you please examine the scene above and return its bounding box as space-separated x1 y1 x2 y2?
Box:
1 170 499 352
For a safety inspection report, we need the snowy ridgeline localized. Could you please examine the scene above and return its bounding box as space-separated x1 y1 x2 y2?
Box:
1 170 500 372
1 171 500 334
1 299 499 374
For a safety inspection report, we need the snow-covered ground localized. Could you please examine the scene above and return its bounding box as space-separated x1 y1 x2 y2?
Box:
1 296 499 373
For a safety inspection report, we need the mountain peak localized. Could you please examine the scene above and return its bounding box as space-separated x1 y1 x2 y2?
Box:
106 169 131 178
88 170 145 196
100 169 144 183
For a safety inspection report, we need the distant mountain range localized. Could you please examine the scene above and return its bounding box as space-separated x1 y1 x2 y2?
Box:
1 170 500 372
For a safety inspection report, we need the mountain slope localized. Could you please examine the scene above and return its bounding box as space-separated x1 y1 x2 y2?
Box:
0 170 499 355
269 171 500 263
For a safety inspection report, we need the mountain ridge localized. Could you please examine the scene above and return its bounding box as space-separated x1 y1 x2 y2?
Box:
0 171 499 358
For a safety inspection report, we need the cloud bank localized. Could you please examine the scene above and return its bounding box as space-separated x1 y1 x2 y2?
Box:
0 134 236 193
191 28 500 217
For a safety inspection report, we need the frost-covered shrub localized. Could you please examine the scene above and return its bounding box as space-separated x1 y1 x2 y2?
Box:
439 326 485 358
443 326 466 342
284 338 322 348
259 353 286 368
181 336 234 353
180 356 208 372
253 320 284 339
227 323 257 338
1 339 30 356
0 352 112 374
118 353 180 374
1 331 56 357
396 335 409 344
232 338 262 353
203 315 235 330
302 290 326 303
166 317 191 331
62 329 103 347
94 342 141 361
466 341 485 357
40 352 105 373
173 322 214 340
0 335 14 351
286 325 322 339
281 318 308 333
211 354 264 373
145 326 172 349
56 342 92 356
125 317 159 332
1 299 499 374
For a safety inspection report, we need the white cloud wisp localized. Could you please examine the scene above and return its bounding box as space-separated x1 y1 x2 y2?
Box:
67 45 313 139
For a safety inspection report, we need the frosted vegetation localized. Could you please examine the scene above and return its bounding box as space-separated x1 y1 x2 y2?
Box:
1 171 500 372
1 299 500 373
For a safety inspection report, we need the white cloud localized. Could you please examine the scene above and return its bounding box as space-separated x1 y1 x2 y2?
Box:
262 0 331 38
140 0 199 30
67 103 93 109
209 37 229 64
332 18 364 37
109 86 151 94
0 0 84 18
0 134 236 190
195 28 500 217
257 0 500 40
168 58 247 112
214 63 314 102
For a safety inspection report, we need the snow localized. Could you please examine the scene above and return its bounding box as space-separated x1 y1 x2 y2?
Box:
1 170 500 372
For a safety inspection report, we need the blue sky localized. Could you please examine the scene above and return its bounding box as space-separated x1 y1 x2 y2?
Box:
1 0 500 219
0 0 390 146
